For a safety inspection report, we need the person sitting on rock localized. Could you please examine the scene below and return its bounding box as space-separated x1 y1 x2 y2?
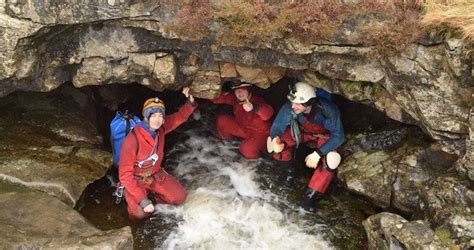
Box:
267 81 344 212
212 80 274 159
119 87 197 222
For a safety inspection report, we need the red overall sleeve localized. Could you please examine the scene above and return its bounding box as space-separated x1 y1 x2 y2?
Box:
212 92 235 105
252 97 273 121
118 133 147 203
163 101 198 134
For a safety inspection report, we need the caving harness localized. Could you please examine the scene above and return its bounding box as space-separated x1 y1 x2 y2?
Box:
113 130 161 204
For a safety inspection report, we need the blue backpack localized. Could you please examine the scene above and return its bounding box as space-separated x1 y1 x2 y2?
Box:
316 87 332 102
110 111 141 167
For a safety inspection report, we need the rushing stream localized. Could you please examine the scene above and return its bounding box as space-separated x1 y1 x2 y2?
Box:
77 102 377 249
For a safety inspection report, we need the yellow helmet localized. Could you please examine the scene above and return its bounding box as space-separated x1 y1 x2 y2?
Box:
143 97 165 119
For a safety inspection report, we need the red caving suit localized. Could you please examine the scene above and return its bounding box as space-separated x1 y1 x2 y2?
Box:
213 93 273 159
119 101 197 221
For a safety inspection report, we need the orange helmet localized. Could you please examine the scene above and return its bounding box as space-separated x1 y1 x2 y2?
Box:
143 97 166 119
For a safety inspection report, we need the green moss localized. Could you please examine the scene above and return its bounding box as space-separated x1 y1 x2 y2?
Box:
0 121 67 149
435 227 454 247
373 84 383 100
342 81 360 94
0 180 32 194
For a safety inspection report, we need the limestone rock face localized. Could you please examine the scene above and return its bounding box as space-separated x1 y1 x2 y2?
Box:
340 128 458 213
0 1 471 161
382 44 471 154
455 108 474 181
0 190 132 249
0 84 110 205
363 212 446 250
419 176 474 244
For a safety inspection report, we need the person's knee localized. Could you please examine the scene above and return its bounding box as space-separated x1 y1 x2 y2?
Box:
127 206 148 222
216 116 233 139
216 115 231 128
272 150 292 161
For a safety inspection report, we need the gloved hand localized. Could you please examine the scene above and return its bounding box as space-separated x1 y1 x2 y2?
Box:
242 98 253 112
267 136 284 153
143 204 155 213
305 150 322 168
326 151 341 170
182 87 195 104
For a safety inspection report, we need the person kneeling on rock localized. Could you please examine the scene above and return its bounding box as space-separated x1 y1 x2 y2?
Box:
119 87 197 222
267 82 344 212
212 79 273 159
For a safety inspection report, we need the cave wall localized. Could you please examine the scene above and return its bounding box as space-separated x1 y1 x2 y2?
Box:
0 0 472 177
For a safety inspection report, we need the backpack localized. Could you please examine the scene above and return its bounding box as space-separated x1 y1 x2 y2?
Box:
316 87 332 102
110 111 142 167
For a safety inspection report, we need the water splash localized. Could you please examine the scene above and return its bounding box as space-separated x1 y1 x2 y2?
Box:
153 111 333 249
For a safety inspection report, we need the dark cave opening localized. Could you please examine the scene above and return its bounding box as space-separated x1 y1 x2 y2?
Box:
89 76 417 153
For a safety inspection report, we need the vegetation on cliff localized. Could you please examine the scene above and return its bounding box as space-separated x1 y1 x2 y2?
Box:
161 0 473 55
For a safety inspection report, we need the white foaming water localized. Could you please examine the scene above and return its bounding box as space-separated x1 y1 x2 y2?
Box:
154 114 333 249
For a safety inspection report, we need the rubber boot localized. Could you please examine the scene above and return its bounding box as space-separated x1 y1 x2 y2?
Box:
300 188 323 212
279 160 299 188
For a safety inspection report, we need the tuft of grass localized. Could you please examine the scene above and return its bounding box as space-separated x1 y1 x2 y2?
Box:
160 1 473 55
434 227 455 247
161 1 212 40
421 0 474 41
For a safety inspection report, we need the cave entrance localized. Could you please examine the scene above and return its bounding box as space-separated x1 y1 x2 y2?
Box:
0 78 431 249
90 77 416 151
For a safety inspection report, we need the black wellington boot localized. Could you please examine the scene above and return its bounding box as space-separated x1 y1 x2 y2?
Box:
300 188 323 212
279 160 299 188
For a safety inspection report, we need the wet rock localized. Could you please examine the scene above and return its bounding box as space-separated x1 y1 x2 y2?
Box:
340 133 447 213
0 145 111 206
338 150 396 208
0 190 132 249
0 84 100 144
419 176 474 247
0 85 110 205
455 108 474 180
363 212 446 249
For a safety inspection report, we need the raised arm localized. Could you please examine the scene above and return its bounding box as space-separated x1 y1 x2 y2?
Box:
163 87 198 134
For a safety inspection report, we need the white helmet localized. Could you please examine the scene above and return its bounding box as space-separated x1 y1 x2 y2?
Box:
287 82 316 104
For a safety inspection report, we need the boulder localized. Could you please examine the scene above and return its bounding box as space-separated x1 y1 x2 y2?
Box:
0 190 132 249
363 212 446 249
419 176 474 247
339 129 457 213
0 84 111 205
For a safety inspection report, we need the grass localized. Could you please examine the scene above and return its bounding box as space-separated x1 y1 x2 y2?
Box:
160 0 473 55
421 0 474 41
